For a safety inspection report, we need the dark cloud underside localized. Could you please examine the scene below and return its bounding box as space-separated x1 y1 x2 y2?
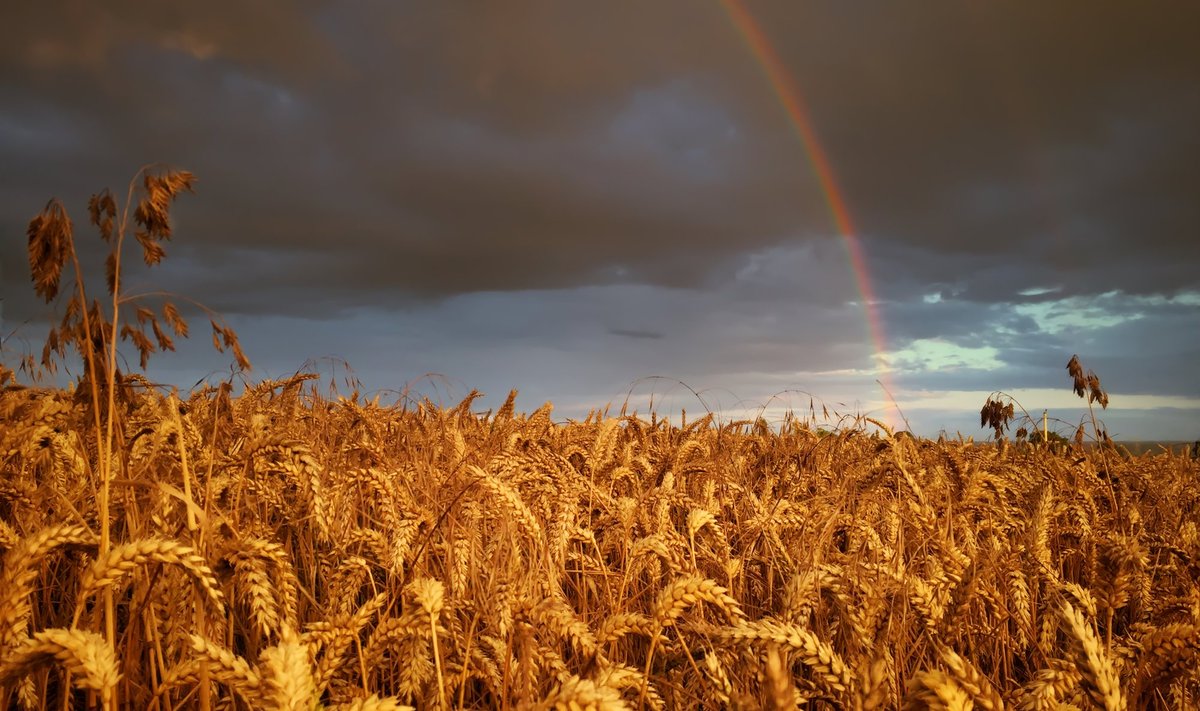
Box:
1 2 1196 437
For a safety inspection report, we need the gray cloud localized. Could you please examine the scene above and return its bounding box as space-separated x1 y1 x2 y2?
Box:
608 328 665 341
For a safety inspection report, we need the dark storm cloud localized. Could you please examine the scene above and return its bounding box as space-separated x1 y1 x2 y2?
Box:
802 4 1200 274
2 1 1198 440
3 1 1196 321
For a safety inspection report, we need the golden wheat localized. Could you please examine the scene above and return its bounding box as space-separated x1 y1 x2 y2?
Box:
0 628 118 696
1061 601 1127 711
0 524 96 652
0 373 1197 708
76 537 224 615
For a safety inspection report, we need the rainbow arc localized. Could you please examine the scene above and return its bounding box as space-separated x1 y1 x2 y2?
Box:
720 0 897 425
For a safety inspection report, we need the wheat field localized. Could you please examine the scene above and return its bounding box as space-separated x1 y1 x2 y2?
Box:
4 168 1199 709
1 377 1198 709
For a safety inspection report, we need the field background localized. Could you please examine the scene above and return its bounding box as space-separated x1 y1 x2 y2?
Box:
1108 442 1194 457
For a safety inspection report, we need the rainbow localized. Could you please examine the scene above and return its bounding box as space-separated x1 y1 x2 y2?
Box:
719 0 898 425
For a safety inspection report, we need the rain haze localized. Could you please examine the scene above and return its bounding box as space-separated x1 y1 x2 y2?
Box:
2 2 1198 440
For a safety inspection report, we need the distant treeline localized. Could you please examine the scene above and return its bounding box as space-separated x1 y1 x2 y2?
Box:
1106 441 1196 456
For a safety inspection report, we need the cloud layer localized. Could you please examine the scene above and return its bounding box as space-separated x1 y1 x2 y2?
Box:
2 2 1197 438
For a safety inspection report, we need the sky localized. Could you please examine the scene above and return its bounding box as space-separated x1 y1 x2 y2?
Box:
1 2 1198 440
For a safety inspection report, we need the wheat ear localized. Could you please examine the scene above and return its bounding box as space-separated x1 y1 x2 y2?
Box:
533 674 626 710
326 694 415 711
903 669 974 710
0 524 96 651
939 645 1006 710
1061 602 1126 711
77 538 224 618
260 627 317 711
719 618 854 703
0 628 118 696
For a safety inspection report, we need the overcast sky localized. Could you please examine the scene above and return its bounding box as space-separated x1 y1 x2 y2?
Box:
2 2 1198 440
